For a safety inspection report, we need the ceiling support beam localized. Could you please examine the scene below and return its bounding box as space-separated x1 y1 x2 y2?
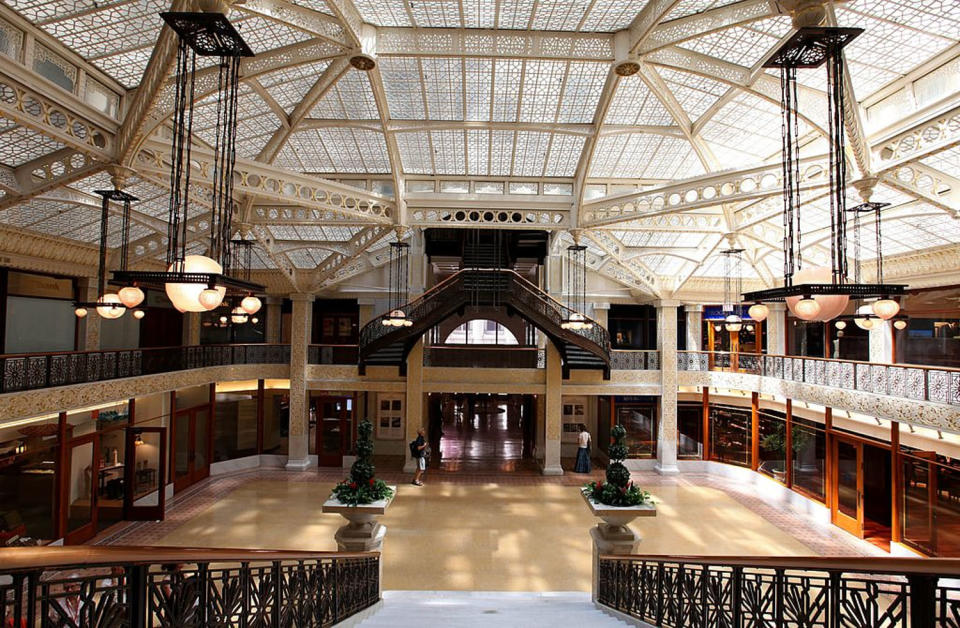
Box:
880 163 960 217
237 0 350 48
310 226 390 290
874 103 960 174
639 0 778 54
581 230 660 296
0 149 103 211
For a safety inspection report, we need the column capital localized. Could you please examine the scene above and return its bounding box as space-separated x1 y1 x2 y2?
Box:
265 296 284 305
591 302 610 311
289 293 315 303
654 299 682 309
767 302 787 312
684 304 704 313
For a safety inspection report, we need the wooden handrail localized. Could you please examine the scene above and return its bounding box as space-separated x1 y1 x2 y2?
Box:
0 546 378 571
600 554 960 576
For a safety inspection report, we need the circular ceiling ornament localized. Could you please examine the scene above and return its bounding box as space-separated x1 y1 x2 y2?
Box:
350 54 376 71
614 61 640 77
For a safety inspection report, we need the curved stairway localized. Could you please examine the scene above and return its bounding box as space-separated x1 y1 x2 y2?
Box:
358 269 611 378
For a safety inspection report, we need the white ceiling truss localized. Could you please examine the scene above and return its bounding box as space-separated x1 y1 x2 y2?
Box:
0 0 959 298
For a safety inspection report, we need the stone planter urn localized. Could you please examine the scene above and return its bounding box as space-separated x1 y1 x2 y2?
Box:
322 487 396 552
582 489 656 601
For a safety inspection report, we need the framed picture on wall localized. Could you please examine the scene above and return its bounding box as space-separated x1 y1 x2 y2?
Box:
377 394 404 440
562 396 588 442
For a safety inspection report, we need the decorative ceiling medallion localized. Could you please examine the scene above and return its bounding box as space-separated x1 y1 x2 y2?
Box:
614 61 640 77
350 54 376 71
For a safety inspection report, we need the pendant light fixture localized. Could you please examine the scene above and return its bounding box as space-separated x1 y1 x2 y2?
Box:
74 189 139 320
721 249 744 332
382 239 413 328
561 242 593 331
742 27 905 319
112 11 262 312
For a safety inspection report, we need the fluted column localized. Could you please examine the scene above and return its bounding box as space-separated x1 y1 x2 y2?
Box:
656 300 679 475
286 293 313 470
869 321 894 364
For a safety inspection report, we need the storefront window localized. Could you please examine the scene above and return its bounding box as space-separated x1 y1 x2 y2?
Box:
709 404 751 467
214 389 259 462
791 416 826 501
615 397 657 458
262 390 289 456
0 418 58 543
902 453 960 556
757 409 786 481
677 401 702 459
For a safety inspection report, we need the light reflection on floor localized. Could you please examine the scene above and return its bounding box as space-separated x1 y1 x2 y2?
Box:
150 478 829 592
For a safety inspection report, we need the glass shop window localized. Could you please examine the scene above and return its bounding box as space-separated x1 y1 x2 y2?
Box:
708 404 751 467
0 417 59 544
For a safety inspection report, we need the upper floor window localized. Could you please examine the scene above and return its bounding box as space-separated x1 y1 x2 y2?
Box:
444 319 518 345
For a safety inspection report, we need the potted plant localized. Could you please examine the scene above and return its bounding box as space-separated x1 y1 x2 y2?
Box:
759 423 813 482
581 424 655 536
322 419 396 552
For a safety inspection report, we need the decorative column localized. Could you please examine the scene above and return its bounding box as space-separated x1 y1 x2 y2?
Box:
765 303 787 355
402 339 424 473
265 297 282 343
542 342 563 475
869 321 894 364
76 277 100 351
357 297 376 328
182 312 201 346
656 300 679 475
286 293 313 470
591 302 609 328
684 304 703 351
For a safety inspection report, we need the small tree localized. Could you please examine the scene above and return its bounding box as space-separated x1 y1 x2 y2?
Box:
583 424 651 506
331 419 394 506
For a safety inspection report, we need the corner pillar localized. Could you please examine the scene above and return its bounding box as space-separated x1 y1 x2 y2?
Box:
684 304 703 351
765 303 787 355
76 277 100 351
656 300 679 475
542 342 563 475
182 312 201 346
286 293 313 470
592 302 610 328
403 339 424 473
869 321 894 364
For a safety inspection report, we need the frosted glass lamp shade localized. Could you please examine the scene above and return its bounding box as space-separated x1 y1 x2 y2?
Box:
231 306 248 324
854 304 875 330
133 309 146 319
75 307 88 318
894 320 907 330
199 288 224 311
784 267 848 321
724 314 742 332
793 298 821 320
97 293 125 319
872 299 900 320
118 285 145 308
241 295 262 315
165 255 225 313
835 321 847 330
747 303 769 322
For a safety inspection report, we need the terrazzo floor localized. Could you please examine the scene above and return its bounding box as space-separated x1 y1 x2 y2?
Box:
99 466 884 592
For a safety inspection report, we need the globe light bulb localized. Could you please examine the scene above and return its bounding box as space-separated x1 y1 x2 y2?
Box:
219 315 228 325
241 295 262 315
118 285 145 308
748 303 769 322
133 309 145 320
97 293 125 319
784 266 848 321
894 320 907 330
871 298 900 320
75 307 88 318
724 313 742 332
166 255 225 312
251 317 259 324
231 306 249 324
835 321 847 330
854 304 875 330
199 288 224 311
794 298 821 320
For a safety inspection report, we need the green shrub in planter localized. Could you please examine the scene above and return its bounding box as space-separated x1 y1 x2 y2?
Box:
331 419 394 506
583 423 651 507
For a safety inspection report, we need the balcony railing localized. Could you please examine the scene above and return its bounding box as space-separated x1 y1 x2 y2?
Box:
0 546 379 627
307 344 359 365
597 554 960 627
679 351 960 407
611 350 661 370
0 344 291 393
423 345 543 369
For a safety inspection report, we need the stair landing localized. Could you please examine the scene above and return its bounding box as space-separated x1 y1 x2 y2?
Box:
356 591 630 627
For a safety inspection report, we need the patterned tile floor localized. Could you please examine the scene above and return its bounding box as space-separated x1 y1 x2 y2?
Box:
96 465 885 591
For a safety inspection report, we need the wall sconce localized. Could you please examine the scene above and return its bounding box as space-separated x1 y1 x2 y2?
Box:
134 431 144 446
14 440 25 455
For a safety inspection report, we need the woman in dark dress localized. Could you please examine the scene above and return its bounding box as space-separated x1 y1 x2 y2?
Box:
574 424 591 473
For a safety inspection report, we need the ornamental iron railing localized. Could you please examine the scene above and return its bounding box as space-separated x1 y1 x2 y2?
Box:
610 350 661 370
0 344 291 393
0 546 379 627
678 351 960 407
597 554 960 628
359 269 611 375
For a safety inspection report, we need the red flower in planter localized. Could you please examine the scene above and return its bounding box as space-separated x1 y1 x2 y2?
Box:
369 478 375 486
349 482 357 489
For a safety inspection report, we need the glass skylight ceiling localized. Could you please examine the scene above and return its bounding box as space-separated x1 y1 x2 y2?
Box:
1 0 959 289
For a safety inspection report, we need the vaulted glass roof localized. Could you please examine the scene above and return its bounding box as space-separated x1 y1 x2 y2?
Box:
0 0 957 295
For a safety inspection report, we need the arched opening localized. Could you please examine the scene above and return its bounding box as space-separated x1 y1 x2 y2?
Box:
442 319 519 345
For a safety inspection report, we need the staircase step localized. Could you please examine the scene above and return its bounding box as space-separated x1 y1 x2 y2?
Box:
357 591 629 627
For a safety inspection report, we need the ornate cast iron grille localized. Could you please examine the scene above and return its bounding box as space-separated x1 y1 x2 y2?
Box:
597 555 960 628
0 548 379 627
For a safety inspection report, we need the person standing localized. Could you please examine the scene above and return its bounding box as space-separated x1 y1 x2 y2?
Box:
574 424 591 473
411 427 427 486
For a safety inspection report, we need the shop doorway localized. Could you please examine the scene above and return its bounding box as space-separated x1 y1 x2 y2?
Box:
831 436 892 549
63 434 99 545
172 408 211 492
124 427 166 521
433 393 535 472
314 395 353 467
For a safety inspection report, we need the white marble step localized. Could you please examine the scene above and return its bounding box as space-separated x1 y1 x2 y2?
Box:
356 591 630 627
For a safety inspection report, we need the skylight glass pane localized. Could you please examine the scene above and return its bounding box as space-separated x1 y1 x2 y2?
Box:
497 0 535 29
922 147 960 179
310 69 379 120
464 58 493 121
664 0 739 22
0 124 64 167
531 0 591 31
492 59 523 122
431 130 466 175
591 134 704 179
421 58 464 120
380 57 427 120
466 129 490 176
580 0 643 32
544 134 586 177
700 92 794 165
410 0 460 27
463 0 497 28
352 0 412 26
678 19 787 67
260 61 334 113
396 131 433 174
490 130 515 176
657 68 729 122
513 131 552 177
557 62 606 123
606 75 674 126
519 60 565 123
